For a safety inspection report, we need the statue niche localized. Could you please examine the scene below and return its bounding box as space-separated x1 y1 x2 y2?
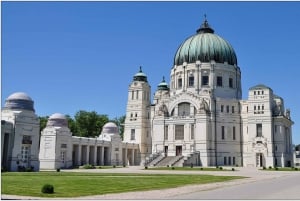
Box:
158 104 169 117
198 99 209 114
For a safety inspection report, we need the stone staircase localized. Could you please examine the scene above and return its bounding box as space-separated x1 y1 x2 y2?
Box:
155 156 184 167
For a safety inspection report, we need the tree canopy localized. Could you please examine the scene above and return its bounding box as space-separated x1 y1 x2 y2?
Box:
39 110 125 139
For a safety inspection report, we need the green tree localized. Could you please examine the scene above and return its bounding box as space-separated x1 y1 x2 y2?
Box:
39 116 49 133
74 110 109 137
111 115 126 140
65 114 78 134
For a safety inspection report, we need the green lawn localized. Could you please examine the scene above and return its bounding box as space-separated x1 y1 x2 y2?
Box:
1 172 245 198
261 167 299 171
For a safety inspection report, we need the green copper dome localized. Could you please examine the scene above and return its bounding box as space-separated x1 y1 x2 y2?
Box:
174 19 237 66
157 76 169 91
133 66 148 82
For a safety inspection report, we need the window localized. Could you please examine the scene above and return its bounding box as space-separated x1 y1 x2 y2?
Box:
233 157 236 165
22 135 32 145
233 126 236 140
61 151 65 163
229 78 233 88
131 91 134 100
164 126 168 140
222 126 225 140
191 124 195 140
258 91 260 95
221 105 224 113
228 157 231 165
224 157 227 165
135 113 137 117
202 76 209 86
226 105 229 113
178 102 190 116
254 91 256 95
275 125 277 133
262 105 264 110
131 129 135 140
178 78 182 88
175 125 184 140
21 146 30 162
188 76 194 87
61 144 67 148
130 113 133 118
254 105 256 110
256 124 262 137
232 106 234 113
136 90 139 99
217 76 223 87
262 91 264 95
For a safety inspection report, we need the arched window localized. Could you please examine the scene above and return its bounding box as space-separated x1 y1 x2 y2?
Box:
178 102 190 116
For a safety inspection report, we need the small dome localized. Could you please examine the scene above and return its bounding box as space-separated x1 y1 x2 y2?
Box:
174 19 237 66
157 76 169 91
101 122 119 135
4 92 35 111
46 113 68 127
133 66 148 82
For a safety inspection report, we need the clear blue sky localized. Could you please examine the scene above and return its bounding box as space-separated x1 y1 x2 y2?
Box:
2 1 300 144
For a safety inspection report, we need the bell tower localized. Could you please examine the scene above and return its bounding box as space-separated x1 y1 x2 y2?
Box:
123 67 152 165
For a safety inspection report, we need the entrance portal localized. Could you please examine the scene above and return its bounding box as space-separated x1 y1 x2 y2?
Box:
256 153 263 167
164 146 168 157
176 146 182 156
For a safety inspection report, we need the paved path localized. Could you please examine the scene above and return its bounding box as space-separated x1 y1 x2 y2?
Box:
2 166 300 200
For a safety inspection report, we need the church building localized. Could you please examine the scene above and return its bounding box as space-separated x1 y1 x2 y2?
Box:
123 18 294 168
1 18 295 171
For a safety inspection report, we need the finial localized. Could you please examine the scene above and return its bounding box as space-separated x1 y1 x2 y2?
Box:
196 14 214 34
162 76 165 82
139 66 142 72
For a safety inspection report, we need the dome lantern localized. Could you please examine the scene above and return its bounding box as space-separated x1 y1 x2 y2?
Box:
157 76 169 91
133 66 148 82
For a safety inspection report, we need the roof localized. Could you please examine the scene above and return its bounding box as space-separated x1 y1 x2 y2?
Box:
249 84 272 91
174 19 237 66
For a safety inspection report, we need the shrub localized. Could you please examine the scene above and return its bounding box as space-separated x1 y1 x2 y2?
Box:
263 166 266 170
268 166 272 169
171 167 175 170
232 168 235 171
200 167 203 170
113 165 116 168
235 164 239 167
144 166 148 169
25 167 33 172
219 166 223 170
56 169 60 172
41 184 54 194
275 167 279 171
295 167 298 171
216 166 219 169
167 165 169 168
98 166 102 169
83 164 95 169
190 164 194 168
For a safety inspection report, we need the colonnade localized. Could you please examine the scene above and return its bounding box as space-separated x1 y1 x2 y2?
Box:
71 142 138 166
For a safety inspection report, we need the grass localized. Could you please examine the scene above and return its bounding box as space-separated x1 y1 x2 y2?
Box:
1 172 245 198
261 167 299 171
145 166 232 171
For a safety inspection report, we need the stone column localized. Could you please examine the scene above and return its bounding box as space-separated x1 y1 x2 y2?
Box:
132 149 135 165
86 145 90 165
101 146 104 166
77 145 82 166
124 148 128 166
93 146 97 165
